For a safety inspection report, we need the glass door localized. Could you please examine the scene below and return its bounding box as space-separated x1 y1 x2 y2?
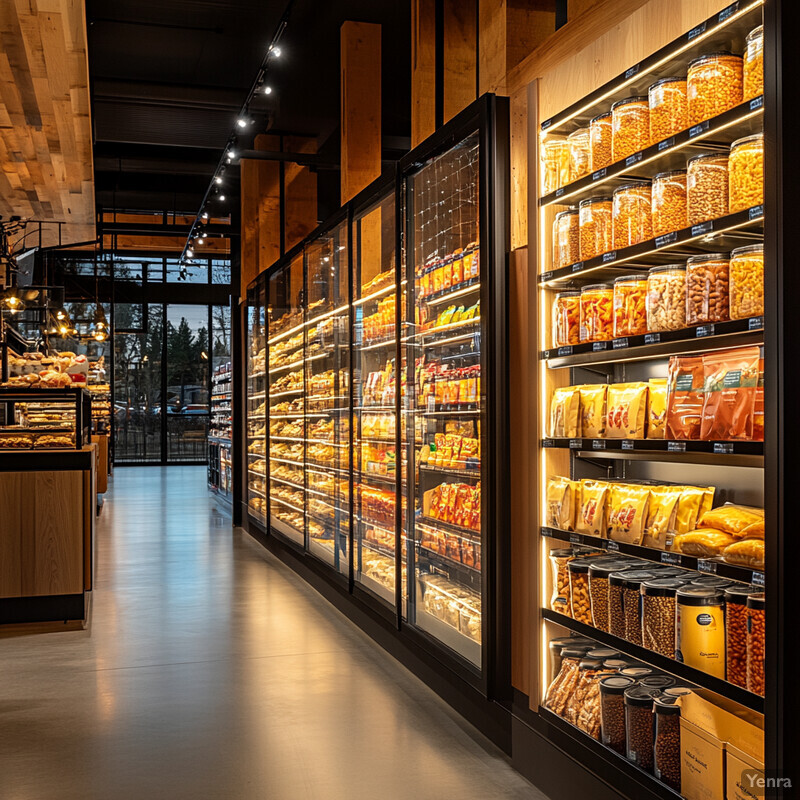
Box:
246 283 267 524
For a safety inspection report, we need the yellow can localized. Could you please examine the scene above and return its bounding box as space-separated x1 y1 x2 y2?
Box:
676 586 726 678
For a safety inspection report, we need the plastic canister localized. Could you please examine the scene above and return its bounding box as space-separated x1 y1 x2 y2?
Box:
676 586 725 677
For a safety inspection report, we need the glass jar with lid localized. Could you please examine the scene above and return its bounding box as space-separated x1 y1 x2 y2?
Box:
624 686 661 771
687 153 729 225
549 548 574 616
686 253 730 325
653 696 682 791
648 77 688 143
622 569 660 646
651 169 687 237
600 676 636 754
552 291 581 348
613 182 653 249
641 577 688 657
647 265 686 332
729 133 764 213
580 283 613 342
746 593 765 695
553 208 580 269
589 559 632 632
568 558 594 625
541 136 571 194
725 585 760 688
687 51 744 125
590 112 613 171
579 196 612 260
744 25 764 101
611 96 650 161
613 273 648 337
568 127 591 181
729 243 764 320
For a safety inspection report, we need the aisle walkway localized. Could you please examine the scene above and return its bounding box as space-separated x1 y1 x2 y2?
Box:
0 467 543 800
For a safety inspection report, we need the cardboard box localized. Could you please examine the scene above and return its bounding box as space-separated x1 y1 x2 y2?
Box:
726 744 765 800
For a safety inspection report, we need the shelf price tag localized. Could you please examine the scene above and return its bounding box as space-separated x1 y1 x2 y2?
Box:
749 205 764 220
691 221 713 237
540 271 553 283
718 3 739 23
592 341 609 352
541 119 553 131
713 442 734 454
543 439 556 448
569 438 583 449
657 137 675 152
625 152 643 167
749 316 764 331
569 533 582 545
688 21 707 40
661 552 682 566
645 333 661 345
555 187 565 198
697 559 718 574
602 251 617 264
592 167 607 181
655 232 677 248
696 324 715 338
606 540 620 552
592 439 606 450
625 63 640 79
668 441 687 452
557 345 573 356
622 440 635 451
572 262 585 273
752 571 765 587
613 337 629 349
689 120 710 138
750 95 764 111
541 527 554 538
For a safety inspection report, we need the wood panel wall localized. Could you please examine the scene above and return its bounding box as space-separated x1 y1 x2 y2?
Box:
283 136 318 252
443 0 477 123
411 0 436 147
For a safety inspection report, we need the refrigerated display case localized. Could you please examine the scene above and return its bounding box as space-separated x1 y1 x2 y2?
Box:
208 362 232 504
245 280 267 524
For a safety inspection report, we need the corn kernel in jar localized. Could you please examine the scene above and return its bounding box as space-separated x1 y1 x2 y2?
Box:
687 153 729 225
686 253 730 325
729 243 764 320
651 170 687 237
552 291 582 348
553 209 580 269
744 25 764 101
568 127 591 181
580 283 613 342
590 112 613 172
687 52 743 126
542 136 571 194
647 265 686 332
613 182 653 249
579 196 612 261
648 77 688 143
613 273 648 337
729 133 764 213
612 97 650 162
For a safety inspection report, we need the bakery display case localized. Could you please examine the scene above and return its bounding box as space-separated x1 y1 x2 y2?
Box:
246 280 267 524
208 361 232 503
0 386 91 449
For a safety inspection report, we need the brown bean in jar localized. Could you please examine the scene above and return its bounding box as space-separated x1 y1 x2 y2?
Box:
590 112 613 171
746 593 765 696
613 274 648 337
580 283 614 342
725 585 760 688
647 265 686 332
579 196 613 261
568 559 593 625
552 291 581 348
622 570 659 646
553 209 580 269
729 133 764 213
608 571 629 639
613 182 653 249
600 676 636 754
687 52 743 126
612 97 650 162
744 25 764 101
652 170 687 237
641 577 687 658
686 253 730 325
653 697 682 791
687 153 729 225
589 560 629 632
568 127 591 181
624 686 660 771
729 243 764 320
649 77 688 143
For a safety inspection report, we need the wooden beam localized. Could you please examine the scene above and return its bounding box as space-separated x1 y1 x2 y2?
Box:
340 21 381 203
411 0 436 147
254 133 281 274
283 135 318 253
240 156 260 295
443 0 477 123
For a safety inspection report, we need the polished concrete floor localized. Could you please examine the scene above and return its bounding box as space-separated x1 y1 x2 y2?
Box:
0 467 545 800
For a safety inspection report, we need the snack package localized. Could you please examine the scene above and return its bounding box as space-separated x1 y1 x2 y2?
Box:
740 519 765 539
642 484 683 549
607 483 651 544
753 358 764 441
700 346 760 441
549 386 581 438
673 486 715 535
546 476 579 531
666 356 705 440
646 378 668 439
606 382 649 439
722 538 765 569
575 480 609 537
699 502 764 536
673 529 737 556
579 384 608 438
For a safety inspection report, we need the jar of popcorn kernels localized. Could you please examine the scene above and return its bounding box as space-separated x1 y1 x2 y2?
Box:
744 25 764 101
729 132 764 213
729 243 764 320
590 112 613 171
553 208 580 269
647 265 686 332
652 170 687 237
568 127 591 181
613 182 653 249
613 273 648 337
687 153 729 225
542 136 571 194
612 97 650 162
687 52 743 126
579 196 613 260
648 77 688 143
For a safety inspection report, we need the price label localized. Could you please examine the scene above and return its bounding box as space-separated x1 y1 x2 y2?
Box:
749 316 764 330
557 345 573 356
625 64 640 79
569 533 582 545
555 187 565 198
750 95 764 111
658 137 675 152
541 119 553 131
655 232 677 248
622 440 635 451
749 204 764 220
752 571 765 587
718 3 738 23
572 261 584 273
592 439 606 450
541 527 553 538
592 167 607 181
543 439 556 448
691 221 713 237
613 337 629 349
662 552 682 566
697 559 718 574
569 438 583 449
606 540 620 552
592 341 609 352
696 324 715 338
625 152 643 167
689 120 710 138
645 333 661 345
427 395 436 412
668 441 687 452
688 21 707 40
540 271 553 283
713 442 734 454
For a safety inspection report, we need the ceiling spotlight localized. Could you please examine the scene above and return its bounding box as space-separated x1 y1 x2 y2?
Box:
215 176 223 185
264 85 273 95
201 232 208 239
187 248 194 258
271 46 281 57
219 195 226 202
197 238 204 245
0 288 24 313
201 212 209 221
237 118 248 128
228 149 236 159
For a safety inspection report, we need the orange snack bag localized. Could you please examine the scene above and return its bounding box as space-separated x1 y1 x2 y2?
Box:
606 382 648 439
666 356 705 440
699 346 760 441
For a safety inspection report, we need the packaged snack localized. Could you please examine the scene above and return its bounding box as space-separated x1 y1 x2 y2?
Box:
740 519 765 539
699 503 764 536
608 484 651 544
699 347 760 441
642 485 683 549
647 378 668 439
674 486 715 535
606 382 648 439
546 477 579 531
723 538 765 569
672 529 736 557
665 356 705 440
576 480 609 537
579 384 607 438
549 386 581 438
753 359 764 441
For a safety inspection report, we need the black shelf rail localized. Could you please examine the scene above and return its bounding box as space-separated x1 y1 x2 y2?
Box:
418 545 482 586
418 514 481 540
419 463 482 481
541 608 764 713
541 526 764 586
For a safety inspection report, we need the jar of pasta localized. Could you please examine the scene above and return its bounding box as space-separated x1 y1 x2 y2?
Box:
729 133 764 213
579 196 612 260
686 253 730 325
613 182 653 249
652 170 687 237
568 127 591 181
648 77 688 143
729 243 764 320
744 25 764 101
687 153 729 225
612 97 650 162
590 112 613 171
687 52 744 126
647 265 686 332
542 136 571 194
580 283 613 342
553 208 580 269
552 291 581 348
613 274 648 337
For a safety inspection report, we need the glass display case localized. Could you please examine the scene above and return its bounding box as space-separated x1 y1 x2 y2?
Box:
245 282 267 524
208 361 232 503
0 387 91 449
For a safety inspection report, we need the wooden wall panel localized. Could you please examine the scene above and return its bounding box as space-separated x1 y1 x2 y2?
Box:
411 0 436 147
443 0 477 123
283 136 318 254
240 157 261 295
509 86 528 251
255 134 281 274
0 472 25 598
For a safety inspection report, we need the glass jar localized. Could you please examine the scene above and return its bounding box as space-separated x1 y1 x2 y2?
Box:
568 127 591 181
553 209 580 269
725 585 760 689
653 697 682 791
613 273 648 337
729 243 764 320
589 560 630 632
676 587 726 678
746 593 765 696
549 636 592 678
685 253 730 325
590 112 613 171
624 686 660 771
552 291 581 348
608 571 629 639
729 133 764 213
648 77 688 143
687 51 744 126
687 153 729 225
613 182 653 249
647 265 686 332
744 25 764 101
612 96 650 162
622 570 659 646
579 196 613 260
599 676 636 754
580 283 613 342
542 136 571 194
652 170 687 237
568 559 593 625
641 577 687 657
549 547 574 615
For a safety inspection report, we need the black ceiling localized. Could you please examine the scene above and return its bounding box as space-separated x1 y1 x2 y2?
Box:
87 0 411 215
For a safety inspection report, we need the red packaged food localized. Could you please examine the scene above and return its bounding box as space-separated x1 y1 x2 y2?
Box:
699 346 760 441
666 356 705 440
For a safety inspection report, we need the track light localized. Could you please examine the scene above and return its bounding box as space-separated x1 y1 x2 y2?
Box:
219 195 226 202
270 46 281 57
264 85 273 95
0 288 24 313
215 176 223 185
187 248 194 258
237 118 248 128
201 212 209 221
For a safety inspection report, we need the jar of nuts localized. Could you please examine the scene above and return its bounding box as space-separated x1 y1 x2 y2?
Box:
729 132 764 213
549 637 592 678
725 585 760 689
687 153 729 225
652 169 687 237
580 283 614 342
624 686 661 771
613 273 648 337
549 548 575 615
608 570 632 639
590 112 613 172
729 243 764 320
568 558 594 624
744 25 764 101
746 593 765 696
648 77 688 143
589 559 631 632
654 696 682 791
622 570 660 646
647 265 687 332
687 51 744 126
640 675 676 690
542 136 571 194
686 253 730 325
641 577 688 657
568 127 591 181
553 208 580 269
599 676 636 754
579 196 613 260
613 182 653 249
612 97 650 162
552 291 582 348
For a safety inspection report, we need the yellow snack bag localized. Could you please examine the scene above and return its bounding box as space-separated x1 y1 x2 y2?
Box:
546 476 579 531
673 529 736 556
579 384 607 438
723 539 765 569
699 503 764 537
674 486 706 534
642 485 683 549
606 382 649 439
740 519 765 539
646 378 668 439
575 480 609 537
608 483 651 544
549 386 581 438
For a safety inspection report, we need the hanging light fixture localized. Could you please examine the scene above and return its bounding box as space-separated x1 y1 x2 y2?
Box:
0 287 25 313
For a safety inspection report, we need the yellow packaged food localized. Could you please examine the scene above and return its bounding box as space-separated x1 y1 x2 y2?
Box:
740 519 765 539
672 529 736 557
699 503 764 536
579 384 607 438
642 485 683 549
575 480 609 537
546 476 579 531
647 378 668 440
673 486 715 535
606 382 648 439
549 386 581 438
608 483 650 544
722 538 765 569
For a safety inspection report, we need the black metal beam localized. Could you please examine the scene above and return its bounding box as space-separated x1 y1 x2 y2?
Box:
99 221 233 236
